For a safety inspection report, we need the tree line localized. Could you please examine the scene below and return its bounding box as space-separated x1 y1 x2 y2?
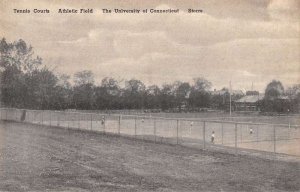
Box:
261 80 300 113
0 38 299 113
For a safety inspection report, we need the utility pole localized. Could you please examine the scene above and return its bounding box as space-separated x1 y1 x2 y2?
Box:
229 81 232 116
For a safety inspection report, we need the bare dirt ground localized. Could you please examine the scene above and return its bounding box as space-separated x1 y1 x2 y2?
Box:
0 121 299 192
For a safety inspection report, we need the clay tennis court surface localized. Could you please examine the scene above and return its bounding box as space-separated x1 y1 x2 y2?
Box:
0 121 299 191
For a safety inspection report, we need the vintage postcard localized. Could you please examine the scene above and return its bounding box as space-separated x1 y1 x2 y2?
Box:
0 0 299 191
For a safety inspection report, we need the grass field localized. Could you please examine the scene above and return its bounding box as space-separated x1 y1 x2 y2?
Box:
0 121 300 191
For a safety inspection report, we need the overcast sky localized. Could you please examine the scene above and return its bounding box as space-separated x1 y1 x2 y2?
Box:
0 0 299 92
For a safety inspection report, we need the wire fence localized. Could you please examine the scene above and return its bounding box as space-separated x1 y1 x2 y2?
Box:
1 108 299 158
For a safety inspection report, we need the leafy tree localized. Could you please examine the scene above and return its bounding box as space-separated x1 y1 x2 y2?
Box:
72 83 94 109
72 71 95 110
0 38 42 74
286 84 300 112
74 70 94 86
123 79 146 109
262 80 286 112
55 74 72 109
145 85 161 109
193 77 212 92
173 81 191 111
189 78 211 109
286 84 300 100
0 38 42 108
264 80 284 100
94 77 121 109
160 83 176 111
24 68 58 109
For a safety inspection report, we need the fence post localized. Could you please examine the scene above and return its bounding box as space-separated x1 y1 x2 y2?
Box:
78 113 80 129
41 110 44 125
67 112 69 129
38 110 41 124
288 123 290 139
91 113 93 131
240 125 243 143
57 112 60 126
134 116 137 139
103 115 106 134
176 119 179 145
154 118 156 143
13 109 15 121
118 115 121 135
203 121 206 149
273 125 276 158
221 122 224 145
65 112 67 128
256 125 259 142
235 123 238 155
50 111 52 126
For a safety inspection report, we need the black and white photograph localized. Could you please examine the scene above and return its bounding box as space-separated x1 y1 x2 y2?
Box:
0 0 299 191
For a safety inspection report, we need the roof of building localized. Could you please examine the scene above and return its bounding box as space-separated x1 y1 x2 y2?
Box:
235 94 264 103
211 90 244 96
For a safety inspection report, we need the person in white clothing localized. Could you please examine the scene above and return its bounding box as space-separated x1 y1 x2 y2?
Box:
101 115 105 125
189 121 193 135
250 127 253 135
211 131 215 143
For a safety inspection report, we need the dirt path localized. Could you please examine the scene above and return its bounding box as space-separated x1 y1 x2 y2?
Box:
0 121 299 191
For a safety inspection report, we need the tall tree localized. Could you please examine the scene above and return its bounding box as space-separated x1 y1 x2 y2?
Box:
264 80 284 100
94 77 121 109
262 80 286 112
72 70 95 109
145 85 161 109
286 84 300 112
160 83 176 111
189 78 212 109
0 38 42 108
193 77 212 92
173 81 191 111
26 68 59 109
74 70 94 86
55 74 72 109
123 79 146 109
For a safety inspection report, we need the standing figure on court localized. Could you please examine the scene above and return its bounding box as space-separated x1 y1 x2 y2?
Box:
190 121 193 135
211 131 215 143
249 127 253 135
101 115 105 125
